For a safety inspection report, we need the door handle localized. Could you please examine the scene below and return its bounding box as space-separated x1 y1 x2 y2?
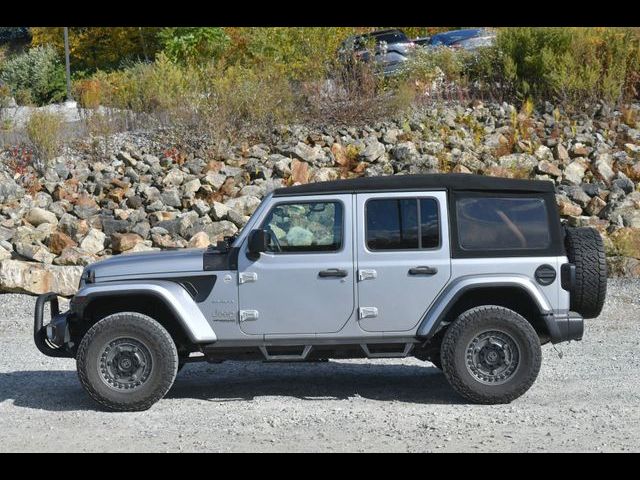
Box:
319 268 348 278
409 266 438 276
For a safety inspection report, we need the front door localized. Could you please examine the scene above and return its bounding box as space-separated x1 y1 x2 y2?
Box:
356 191 451 332
237 194 355 335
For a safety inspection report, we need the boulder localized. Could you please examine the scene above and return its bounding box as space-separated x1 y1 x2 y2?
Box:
54 246 100 266
80 229 106 255
25 207 58 227
49 230 77 255
563 159 588 185
111 232 144 253
0 259 83 296
188 231 210 249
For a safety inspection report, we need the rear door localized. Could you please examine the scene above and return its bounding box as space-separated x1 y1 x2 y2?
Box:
355 191 451 332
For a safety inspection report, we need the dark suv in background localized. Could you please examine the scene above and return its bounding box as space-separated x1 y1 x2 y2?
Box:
338 29 416 76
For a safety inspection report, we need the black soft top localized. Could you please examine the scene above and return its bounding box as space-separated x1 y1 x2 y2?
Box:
273 174 555 197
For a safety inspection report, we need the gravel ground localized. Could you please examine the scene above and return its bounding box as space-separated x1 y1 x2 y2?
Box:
1 280 639 452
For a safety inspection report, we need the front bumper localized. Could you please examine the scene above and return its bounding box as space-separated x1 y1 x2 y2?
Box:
34 292 74 358
542 311 584 344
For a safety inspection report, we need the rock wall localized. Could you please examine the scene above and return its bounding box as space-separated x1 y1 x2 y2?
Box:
1 101 640 295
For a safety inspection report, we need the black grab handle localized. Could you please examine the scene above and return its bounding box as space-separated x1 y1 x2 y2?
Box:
319 268 348 278
408 266 438 276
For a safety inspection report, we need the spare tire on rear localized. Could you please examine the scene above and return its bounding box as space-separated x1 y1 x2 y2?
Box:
564 227 607 319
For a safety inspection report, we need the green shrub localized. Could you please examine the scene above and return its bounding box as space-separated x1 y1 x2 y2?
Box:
485 27 640 108
158 27 229 65
0 45 66 105
25 110 64 171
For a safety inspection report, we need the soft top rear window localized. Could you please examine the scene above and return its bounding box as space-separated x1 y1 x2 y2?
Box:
456 197 551 251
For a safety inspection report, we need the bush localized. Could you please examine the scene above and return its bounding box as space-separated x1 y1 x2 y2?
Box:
158 27 229 65
25 110 64 171
486 27 640 109
0 45 66 105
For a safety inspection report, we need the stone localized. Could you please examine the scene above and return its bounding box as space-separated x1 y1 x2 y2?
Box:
0 171 24 203
0 245 11 261
555 143 570 163
188 231 210 249
121 242 159 255
15 242 56 264
290 160 310 184
585 196 607 217
202 171 227 190
204 221 238 242
182 178 201 197
224 196 261 216
612 172 634 195
391 142 420 163
571 143 589 157
594 153 615 184
192 199 211 216
161 188 182 208
49 231 77 255
151 233 180 249
162 168 185 187
498 154 538 173
210 202 230 221
537 160 562 178
361 137 386 162
310 168 339 183
54 247 100 266
111 233 144 253
451 164 472 174
0 259 83 296
382 128 401 144
80 229 106 255
25 207 58 227
534 145 554 163
282 142 324 164
563 159 588 185
556 195 583 216
13 225 47 245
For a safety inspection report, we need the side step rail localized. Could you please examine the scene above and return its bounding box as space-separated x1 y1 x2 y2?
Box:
360 343 414 359
259 345 312 361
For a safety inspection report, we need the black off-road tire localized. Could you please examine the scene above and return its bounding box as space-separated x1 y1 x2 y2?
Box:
441 306 542 404
76 312 178 412
564 227 607 319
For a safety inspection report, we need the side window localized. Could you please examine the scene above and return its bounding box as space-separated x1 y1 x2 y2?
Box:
456 197 550 251
366 198 440 251
261 201 343 253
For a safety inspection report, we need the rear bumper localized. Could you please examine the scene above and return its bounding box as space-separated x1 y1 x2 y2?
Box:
34 293 74 358
542 311 584 344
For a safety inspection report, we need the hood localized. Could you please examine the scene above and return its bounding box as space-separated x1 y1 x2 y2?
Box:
87 248 206 281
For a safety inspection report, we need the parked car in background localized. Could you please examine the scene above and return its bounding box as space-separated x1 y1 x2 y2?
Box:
338 29 416 76
415 28 496 51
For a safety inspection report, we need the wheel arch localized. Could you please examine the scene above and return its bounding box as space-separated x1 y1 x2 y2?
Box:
71 281 216 350
417 277 553 342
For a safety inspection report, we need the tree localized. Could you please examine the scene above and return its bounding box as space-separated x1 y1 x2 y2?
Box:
30 27 162 72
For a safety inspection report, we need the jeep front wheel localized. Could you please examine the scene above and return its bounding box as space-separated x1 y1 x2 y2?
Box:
440 306 541 404
76 312 179 412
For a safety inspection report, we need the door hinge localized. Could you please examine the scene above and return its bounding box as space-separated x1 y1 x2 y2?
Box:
358 269 377 281
359 307 379 319
239 272 258 284
239 310 259 322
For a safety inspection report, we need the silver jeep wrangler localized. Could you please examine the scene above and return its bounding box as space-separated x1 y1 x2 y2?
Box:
34 174 607 411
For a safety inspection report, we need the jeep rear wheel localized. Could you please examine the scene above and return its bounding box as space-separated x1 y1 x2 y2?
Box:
76 312 178 412
441 306 541 404
564 227 607 319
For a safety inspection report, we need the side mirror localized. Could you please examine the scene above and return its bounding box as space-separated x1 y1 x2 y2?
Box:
247 229 269 258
